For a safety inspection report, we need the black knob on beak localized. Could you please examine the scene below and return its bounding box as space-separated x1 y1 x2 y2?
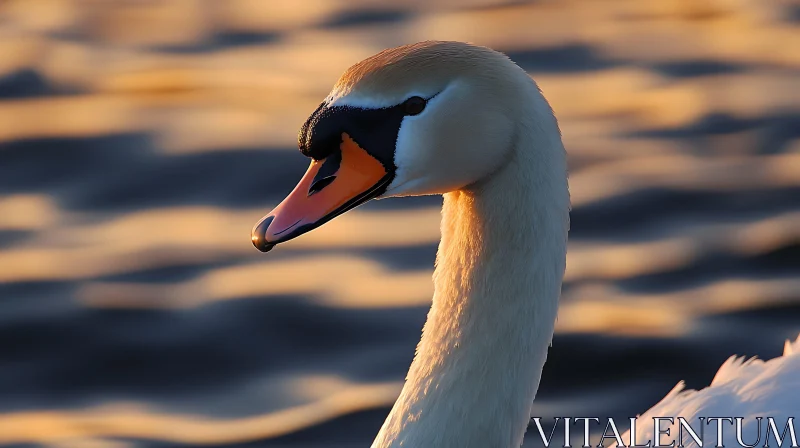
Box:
251 216 276 253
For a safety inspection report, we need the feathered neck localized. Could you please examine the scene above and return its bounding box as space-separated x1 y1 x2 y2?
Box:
372 91 570 448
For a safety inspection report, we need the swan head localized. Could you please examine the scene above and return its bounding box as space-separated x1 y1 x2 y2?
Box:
252 41 538 252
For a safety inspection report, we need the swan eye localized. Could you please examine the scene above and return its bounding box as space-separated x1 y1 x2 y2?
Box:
402 96 426 116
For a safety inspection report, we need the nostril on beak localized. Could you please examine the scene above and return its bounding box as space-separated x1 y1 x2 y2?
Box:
308 150 341 196
251 215 276 252
308 176 336 196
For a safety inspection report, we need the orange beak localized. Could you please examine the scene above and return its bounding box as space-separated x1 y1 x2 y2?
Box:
251 133 391 252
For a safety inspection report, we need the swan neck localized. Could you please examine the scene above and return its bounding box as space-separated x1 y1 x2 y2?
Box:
372 133 569 448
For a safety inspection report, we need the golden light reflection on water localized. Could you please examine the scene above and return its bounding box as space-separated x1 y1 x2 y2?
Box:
1 200 795 285
0 206 443 282
0 194 57 231
77 256 435 309
0 379 402 446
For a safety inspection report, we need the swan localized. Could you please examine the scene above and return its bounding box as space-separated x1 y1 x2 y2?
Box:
251 41 800 448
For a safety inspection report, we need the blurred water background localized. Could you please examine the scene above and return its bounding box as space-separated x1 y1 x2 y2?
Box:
0 0 799 447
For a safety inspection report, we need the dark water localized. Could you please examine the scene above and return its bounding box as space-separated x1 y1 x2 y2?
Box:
0 1 798 447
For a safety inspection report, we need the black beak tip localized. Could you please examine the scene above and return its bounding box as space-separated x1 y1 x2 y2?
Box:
252 216 276 253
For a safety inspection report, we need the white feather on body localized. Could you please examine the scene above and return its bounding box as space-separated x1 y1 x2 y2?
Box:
623 335 800 448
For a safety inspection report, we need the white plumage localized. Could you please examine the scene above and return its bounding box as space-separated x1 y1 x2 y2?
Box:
261 41 800 448
624 335 800 448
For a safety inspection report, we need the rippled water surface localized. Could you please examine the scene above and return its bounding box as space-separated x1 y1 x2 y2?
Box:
0 0 799 447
